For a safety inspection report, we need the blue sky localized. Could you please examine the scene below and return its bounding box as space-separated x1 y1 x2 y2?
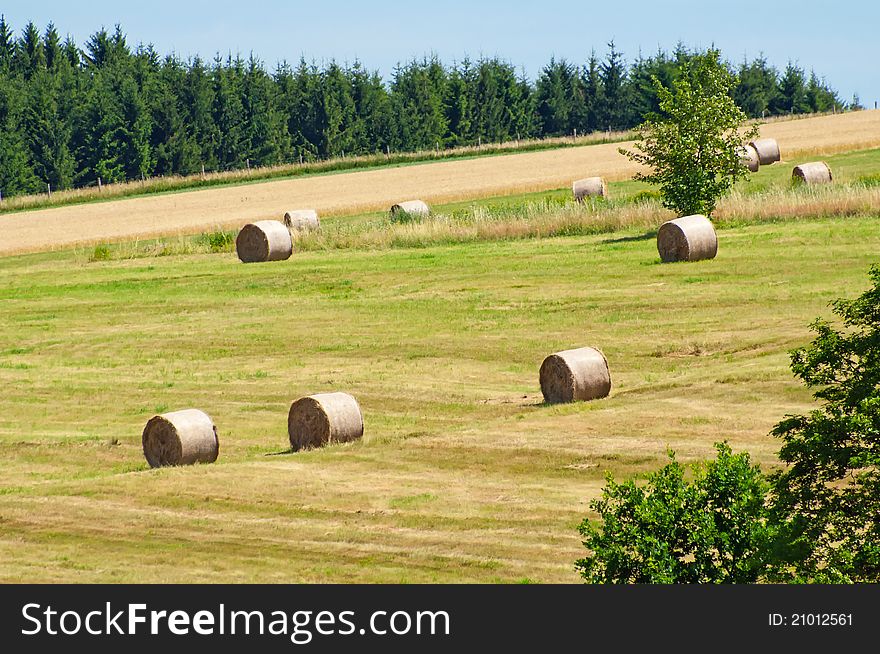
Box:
2 0 877 106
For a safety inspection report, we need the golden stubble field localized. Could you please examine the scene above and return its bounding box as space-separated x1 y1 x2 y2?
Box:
1 110 878 256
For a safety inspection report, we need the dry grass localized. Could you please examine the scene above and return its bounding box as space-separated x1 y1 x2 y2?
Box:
761 110 880 158
71 179 880 261
715 184 880 223
288 182 880 251
2 111 878 584
2 110 878 257
74 230 237 263
295 199 666 250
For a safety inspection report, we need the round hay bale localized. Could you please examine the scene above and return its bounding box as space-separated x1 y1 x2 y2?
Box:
288 392 364 451
748 138 780 165
236 220 293 263
738 145 760 173
540 347 611 404
142 409 219 468
390 200 430 218
572 177 608 202
792 161 833 185
657 214 718 263
283 209 320 232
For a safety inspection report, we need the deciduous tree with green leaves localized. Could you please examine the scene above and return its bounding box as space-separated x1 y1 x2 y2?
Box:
621 49 758 217
769 266 880 583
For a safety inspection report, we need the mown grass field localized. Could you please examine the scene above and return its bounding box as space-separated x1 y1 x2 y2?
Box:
2 207 879 582
3 111 880 583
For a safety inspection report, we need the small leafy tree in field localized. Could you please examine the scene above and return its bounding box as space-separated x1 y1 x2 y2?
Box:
620 49 758 217
576 443 772 583
769 266 880 582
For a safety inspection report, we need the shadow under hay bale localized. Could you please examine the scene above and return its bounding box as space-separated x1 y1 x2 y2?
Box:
540 347 611 404
749 138 781 165
657 214 718 263
142 409 219 468
572 177 608 202
390 200 430 221
288 392 364 451
283 209 320 232
792 161 833 185
236 220 293 263
738 144 760 172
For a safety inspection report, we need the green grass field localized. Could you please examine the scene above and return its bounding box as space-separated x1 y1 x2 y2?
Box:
2 200 878 581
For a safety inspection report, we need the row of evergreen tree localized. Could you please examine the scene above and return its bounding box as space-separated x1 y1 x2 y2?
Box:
0 18 849 198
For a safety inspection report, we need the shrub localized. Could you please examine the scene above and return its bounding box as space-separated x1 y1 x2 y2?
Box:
628 189 662 204
89 244 112 261
576 443 772 583
197 230 235 252
857 173 880 188
576 266 880 584
389 209 423 225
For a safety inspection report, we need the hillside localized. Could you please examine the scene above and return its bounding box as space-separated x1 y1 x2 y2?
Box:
1 213 879 581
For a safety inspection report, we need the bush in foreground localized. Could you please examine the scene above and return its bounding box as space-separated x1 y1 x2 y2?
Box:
576 443 772 583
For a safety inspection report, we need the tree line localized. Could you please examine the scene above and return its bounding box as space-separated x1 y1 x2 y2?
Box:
0 18 849 198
